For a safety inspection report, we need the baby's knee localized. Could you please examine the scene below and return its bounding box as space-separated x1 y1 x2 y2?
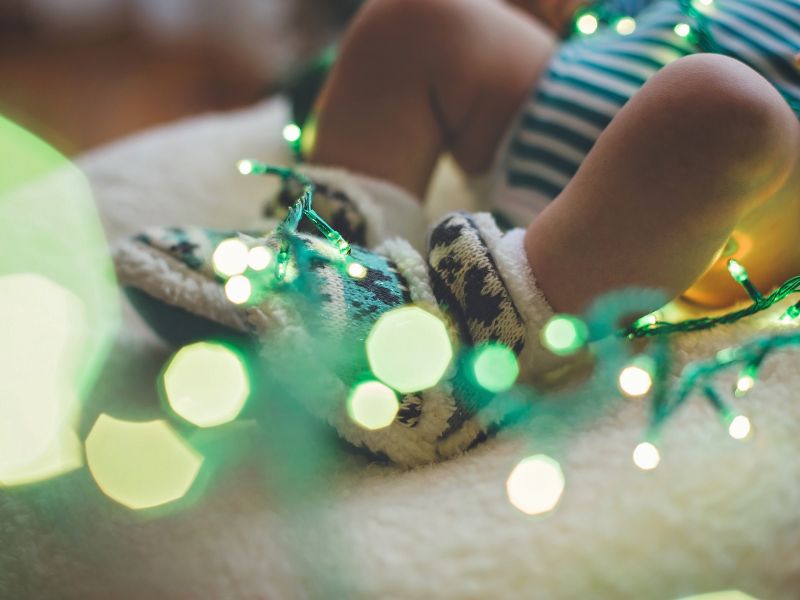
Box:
652 55 797 200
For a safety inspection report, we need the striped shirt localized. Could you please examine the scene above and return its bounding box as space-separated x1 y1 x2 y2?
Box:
494 0 800 226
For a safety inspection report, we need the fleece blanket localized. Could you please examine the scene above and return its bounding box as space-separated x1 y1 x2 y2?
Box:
1 98 799 599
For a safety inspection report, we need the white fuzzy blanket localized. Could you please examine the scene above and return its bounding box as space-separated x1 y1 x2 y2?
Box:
1 98 799 599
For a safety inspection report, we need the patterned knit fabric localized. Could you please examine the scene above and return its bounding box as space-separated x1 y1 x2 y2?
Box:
498 0 800 223
114 210 551 465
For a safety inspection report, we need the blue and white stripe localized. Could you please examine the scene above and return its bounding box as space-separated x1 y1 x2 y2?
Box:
499 0 800 220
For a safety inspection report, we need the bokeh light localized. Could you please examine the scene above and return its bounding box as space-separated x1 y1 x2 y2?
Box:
675 591 757 600
472 343 519 393
633 442 661 470
282 123 302 144
0 114 118 486
0 273 86 485
735 375 755 395
366 306 453 394
346 262 368 279
541 314 588 357
346 381 399 430
615 17 636 35
618 364 653 398
213 238 249 277
85 414 203 510
163 342 250 428
225 275 252 304
248 246 272 271
576 13 599 35
237 159 254 175
506 455 565 516
674 23 691 37
728 415 752 440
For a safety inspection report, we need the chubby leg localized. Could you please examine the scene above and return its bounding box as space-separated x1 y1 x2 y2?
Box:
310 0 556 198
525 54 800 313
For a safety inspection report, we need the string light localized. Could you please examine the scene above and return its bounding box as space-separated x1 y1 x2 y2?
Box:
506 455 565 516
727 259 763 302
366 306 453 394
247 246 273 271
615 17 636 35
779 301 800 324
576 13 599 35
618 363 653 398
346 381 399 430
162 342 250 428
224 275 252 305
727 415 752 440
674 22 692 37
213 238 249 277
346 261 368 279
85 415 203 510
541 314 588 356
472 343 519 393
282 123 302 144
633 441 661 470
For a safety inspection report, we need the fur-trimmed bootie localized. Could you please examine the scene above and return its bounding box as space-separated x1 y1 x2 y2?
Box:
115 206 567 465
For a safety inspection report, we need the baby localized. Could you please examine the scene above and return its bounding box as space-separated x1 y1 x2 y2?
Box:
309 0 800 312
115 0 800 464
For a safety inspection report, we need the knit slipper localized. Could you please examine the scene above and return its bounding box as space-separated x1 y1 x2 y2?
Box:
115 209 565 465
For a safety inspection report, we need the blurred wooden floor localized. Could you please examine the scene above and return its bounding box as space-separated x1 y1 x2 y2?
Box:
0 33 268 156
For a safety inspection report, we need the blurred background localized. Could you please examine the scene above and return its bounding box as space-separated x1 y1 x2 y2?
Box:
0 0 359 155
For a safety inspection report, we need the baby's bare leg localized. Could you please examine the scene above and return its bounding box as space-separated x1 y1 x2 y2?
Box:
310 0 555 198
525 54 799 313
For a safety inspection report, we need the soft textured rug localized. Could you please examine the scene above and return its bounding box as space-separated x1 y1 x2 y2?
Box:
1 98 798 600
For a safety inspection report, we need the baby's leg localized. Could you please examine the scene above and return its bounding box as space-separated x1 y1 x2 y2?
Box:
310 0 556 198
525 54 799 313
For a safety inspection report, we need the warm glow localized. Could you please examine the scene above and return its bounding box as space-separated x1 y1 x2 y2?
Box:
576 13 599 35
618 365 653 397
506 455 565 516
163 342 250 428
347 381 399 430
224 275 252 305
86 415 203 510
366 306 453 393
633 442 661 470
728 415 752 440
213 238 249 277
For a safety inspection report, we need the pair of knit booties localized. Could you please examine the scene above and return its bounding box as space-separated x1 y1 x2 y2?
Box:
114 164 568 466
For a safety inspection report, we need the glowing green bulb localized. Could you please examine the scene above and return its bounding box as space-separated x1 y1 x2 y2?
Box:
162 342 250 428
696 0 714 6
237 160 254 175
728 415 752 440
85 415 203 510
366 306 453 393
282 123 302 144
779 302 800 324
347 381 399 430
618 364 653 398
346 262 368 279
247 246 272 271
615 17 636 35
726 258 748 283
506 455 565 516
633 441 660 470
224 275 252 305
674 23 692 37
540 314 588 357
213 238 249 277
576 13 599 35
735 375 755 395
472 343 519 393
